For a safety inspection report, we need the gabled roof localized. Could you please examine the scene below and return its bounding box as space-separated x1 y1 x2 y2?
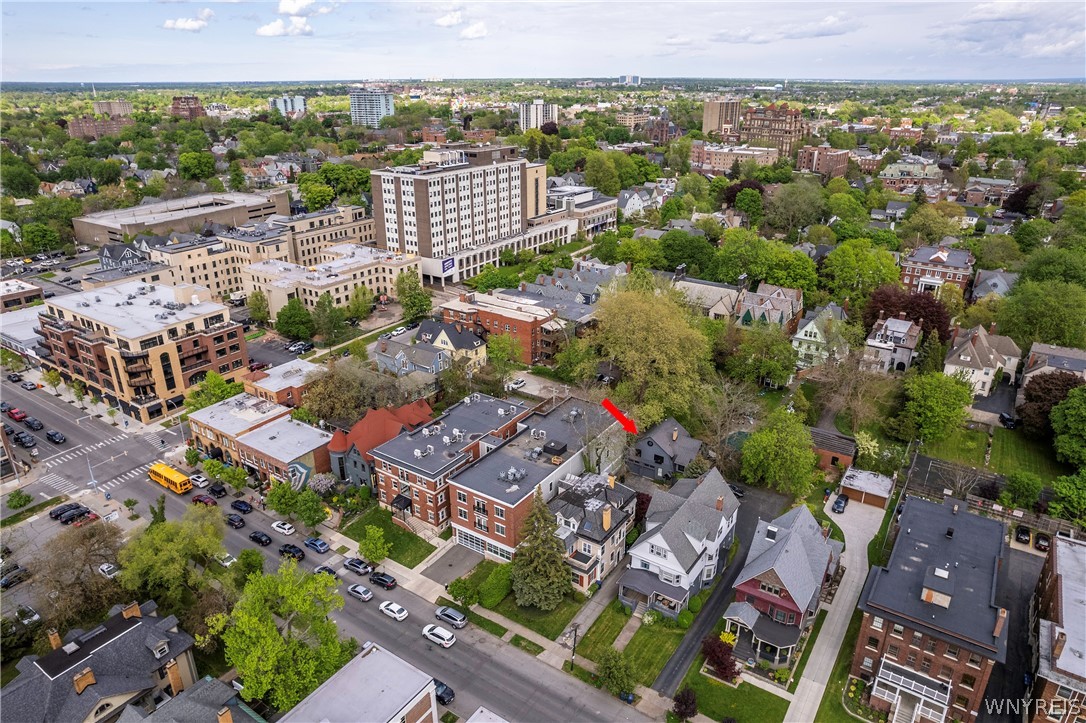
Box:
971 269 1019 301
904 245 974 270
808 427 857 457
116 676 249 723
641 468 738 571
944 325 1021 372
327 401 433 458
795 303 847 335
1024 343 1086 376
415 319 485 351
641 417 702 469
548 473 637 544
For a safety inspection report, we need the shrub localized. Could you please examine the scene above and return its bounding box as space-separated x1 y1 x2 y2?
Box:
688 596 703 614
5 490 32 510
774 668 790 684
612 598 626 614
624 605 632 616
642 610 659 626
597 648 636 696
702 635 740 682
677 610 694 629
447 577 479 607
719 630 737 647
478 562 513 609
672 685 698 721
625 527 640 546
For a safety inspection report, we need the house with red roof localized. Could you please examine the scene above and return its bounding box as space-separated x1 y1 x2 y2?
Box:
328 401 433 487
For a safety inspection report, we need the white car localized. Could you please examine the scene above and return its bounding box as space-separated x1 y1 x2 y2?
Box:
505 378 526 391
271 521 296 536
391 327 407 336
379 601 409 621
215 553 237 568
97 563 120 579
77 246 91 253
422 624 456 648
189 474 210 488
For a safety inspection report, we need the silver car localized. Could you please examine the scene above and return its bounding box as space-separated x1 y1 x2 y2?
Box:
435 605 467 629
347 584 373 602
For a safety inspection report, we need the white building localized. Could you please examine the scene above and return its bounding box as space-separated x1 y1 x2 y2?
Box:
349 90 395 127
792 302 849 370
518 99 559 130
269 95 306 115
943 325 1021 396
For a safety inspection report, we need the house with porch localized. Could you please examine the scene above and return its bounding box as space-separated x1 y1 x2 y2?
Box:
735 283 804 335
374 338 451 378
943 325 1021 396
723 506 841 668
792 302 849 370
862 312 922 374
627 418 703 481
618 468 739 618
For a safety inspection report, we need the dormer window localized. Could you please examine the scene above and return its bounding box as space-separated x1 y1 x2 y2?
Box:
154 643 169 659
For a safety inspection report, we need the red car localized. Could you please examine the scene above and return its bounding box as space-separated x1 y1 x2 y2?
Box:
192 495 218 507
73 512 100 528
7 408 27 421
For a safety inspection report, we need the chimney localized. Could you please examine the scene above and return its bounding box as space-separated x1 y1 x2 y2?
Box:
822 523 831 540
672 427 679 442
48 628 62 650
607 475 615 489
455 323 462 334
898 311 907 320
715 496 724 511
878 309 885 320
842 297 850 314
1053 631 1067 658
602 505 612 531
165 659 185 695
379 339 387 353
73 667 96 695
217 707 234 723
988 321 997 335
121 601 142 620
993 607 1007 638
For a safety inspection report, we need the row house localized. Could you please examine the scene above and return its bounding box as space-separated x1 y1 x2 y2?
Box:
863 312 922 374
735 283 804 335
1028 536 1086 723
235 416 332 488
852 497 1008 723
900 246 975 295
960 177 1016 207
878 157 942 191
328 401 433 487
943 325 1021 396
550 473 637 593
440 292 566 365
851 148 889 174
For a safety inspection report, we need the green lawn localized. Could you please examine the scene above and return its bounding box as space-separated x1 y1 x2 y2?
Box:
789 609 828 693
38 271 56 280
921 426 988 467
866 491 901 568
989 428 1074 484
437 597 507 637
757 387 788 414
680 652 790 723
440 712 459 723
493 592 584 640
814 608 864 723
576 604 629 662
622 622 686 688
462 559 498 590
340 507 435 568
1 495 67 527
510 634 545 656
803 488 845 546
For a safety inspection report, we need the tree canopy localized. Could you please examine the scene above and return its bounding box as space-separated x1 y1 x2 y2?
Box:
510 489 571 611
741 407 819 498
184 371 244 413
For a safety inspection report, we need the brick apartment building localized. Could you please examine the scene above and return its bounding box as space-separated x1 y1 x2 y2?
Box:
689 141 779 172
740 103 810 155
1 279 43 311
38 282 248 423
1029 536 1086 723
66 116 135 140
92 99 133 116
796 144 850 178
170 96 206 120
900 246 976 295
242 358 321 406
616 110 652 131
440 291 566 365
852 497 1008 723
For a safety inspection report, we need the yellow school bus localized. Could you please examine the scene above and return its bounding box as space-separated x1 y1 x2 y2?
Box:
148 462 192 494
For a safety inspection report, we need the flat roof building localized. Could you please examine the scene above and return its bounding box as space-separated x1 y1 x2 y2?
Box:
349 90 395 128
1 279 43 312
236 416 333 486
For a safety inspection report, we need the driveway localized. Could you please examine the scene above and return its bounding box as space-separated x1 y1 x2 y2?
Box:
421 543 483 586
972 381 1016 416
785 496 885 722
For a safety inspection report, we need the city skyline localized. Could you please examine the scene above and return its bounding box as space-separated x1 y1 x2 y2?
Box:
2 1 1084 83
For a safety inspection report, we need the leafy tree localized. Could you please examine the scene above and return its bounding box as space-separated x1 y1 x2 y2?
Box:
553 336 599 385
275 297 315 340
248 289 270 325
294 488 328 531
666 136 692 175
204 559 355 710
827 192 869 225
302 360 402 427
184 371 244 413
202 459 225 482
358 525 392 567
148 494 167 526
899 373 973 443
741 407 819 498
819 238 900 306
511 489 571 611
228 161 247 192
862 285 952 342
1013 218 1054 253
471 263 521 293
346 285 373 321
722 179 764 208
1017 371 1086 439
395 269 432 322
694 375 760 461
597 648 637 696
701 635 740 682
311 292 346 345
913 332 947 375
233 549 265 588
221 465 249 494
266 481 299 519
185 446 201 467
42 368 63 395
447 577 479 607
734 187 763 226
22 223 60 251
1051 387 1086 468
997 281 1086 350
298 180 334 211
659 230 715 273
584 153 620 196
765 180 825 233
1000 471 1043 510
1020 247 1086 287
177 152 216 180
673 686 698 721
898 205 960 246
659 196 686 225
308 472 337 496
1048 469 1086 526
29 522 125 632
346 339 368 360
726 322 798 388
487 333 523 388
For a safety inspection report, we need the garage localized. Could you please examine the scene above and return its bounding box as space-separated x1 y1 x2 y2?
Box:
840 467 894 509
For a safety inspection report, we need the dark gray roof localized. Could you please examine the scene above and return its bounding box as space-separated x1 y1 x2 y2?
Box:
3 601 196 723
796 303 848 334
858 497 1009 663
904 245 975 270
807 427 857 457
643 468 738 571
971 269 1019 301
415 319 484 351
115 677 254 723
1024 343 1086 376
549 473 636 544
642 418 702 469
493 289 597 325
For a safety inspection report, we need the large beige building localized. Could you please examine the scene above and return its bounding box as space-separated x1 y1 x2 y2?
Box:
616 110 652 131
702 98 744 135
689 141 779 172
37 282 247 422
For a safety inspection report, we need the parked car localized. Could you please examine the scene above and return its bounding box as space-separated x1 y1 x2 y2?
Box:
1035 533 1051 552
314 565 337 578
7 408 26 421
434 680 455 706
13 432 35 448
191 494 217 507
248 362 270 372
298 342 314 352
6 373 22 382
729 484 746 499
379 601 409 621
304 537 330 553
347 584 373 602
215 553 237 568
832 493 849 514
14 605 40 625
231 500 253 515
42 292 55 299
391 327 407 336
189 474 210 488
344 557 373 576
97 562 120 579
77 246 91 253
22 417 44 431
73 512 100 528
2 423 12 436
21 381 38 391
435 606 468 629
45 430 65 444
1015 526 1032 545
50 502 81 520
0 566 31 590
505 378 527 391
998 412 1018 430
287 342 304 353
278 543 305 560
272 520 296 536
422 624 456 648
249 531 272 546
207 484 228 498
58 507 89 525
1 402 11 413
369 571 397 590
225 514 246 529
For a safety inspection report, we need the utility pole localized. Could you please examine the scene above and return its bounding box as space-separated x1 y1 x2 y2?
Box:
570 622 580 667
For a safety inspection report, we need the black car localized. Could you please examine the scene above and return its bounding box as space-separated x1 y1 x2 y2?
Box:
45 430 66 444
58 276 73 283
299 342 314 352
0 401 10 413
0 566 31 590
344 557 373 576
231 500 253 514
43 292 55 299
49 502 81 520
729 483 746 499
6 373 22 382
369 571 397 590
225 514 246 529
60 267 72 273
13 432 35 448
23 417 44 431
3 423 13 436
1015 525 1032 545
832 493 849 514
998 412 1017 430
434 680 455 706
279 543 305 561
249 530 272 546
60 507 91 525
207 484 228 498
1035 533 1051 552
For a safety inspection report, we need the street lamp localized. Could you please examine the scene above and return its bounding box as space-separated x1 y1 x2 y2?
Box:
570 622 580 666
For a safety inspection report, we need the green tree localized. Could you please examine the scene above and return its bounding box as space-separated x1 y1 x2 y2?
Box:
913 332 947 375
1051 387 1086 468
511 489 571 611
221 465 249 495
1013 218 1054 253
997 281 1086 350
819 237 900 305
1000 471 1043 510
311 292 346 345
70 379 86 408
202 459 225 482
22 223 60 252
294 488 328 531
899 205 959 246
276 297 315 340
233 549 265 588
148 494 167 526
298 180 334 211
597 648 637 696
741 407 819 498
395 269 432 322
42 368 63 395
185 446 201 467
734 187 764 226
725 322 798 388
553 336 599 385
659 196 686 225
358 525 392 568
765 181 825 233
247 289 270 325
346 339 368 361
487 333 523 389
204 559 355 710
471 264 521 293
1020 247 1086 287
345 285 373 321
900 373 973 443
827 192 869 224
184 371 244 413
228 161 247 192
1048 469 1086 526
666 136 693 175
266 481 299 519
584 153 620 196
177 152 216 180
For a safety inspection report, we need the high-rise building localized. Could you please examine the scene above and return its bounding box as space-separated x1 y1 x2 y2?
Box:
269 95 306 115
349 90 395 127
66 116 135 140
740 103 809 155
702 98 744 135
518 99 559 130
170 96 206 120
618 75 641 86
92 99 133 117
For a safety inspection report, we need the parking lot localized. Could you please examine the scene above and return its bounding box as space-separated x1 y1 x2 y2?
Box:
246 335 309 368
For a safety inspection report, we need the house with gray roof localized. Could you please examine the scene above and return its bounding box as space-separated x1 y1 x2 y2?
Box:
2 601 199 723
943 324 1021 396
1029 536 1086 720
792 302 849 369
414 320 486 370
735 283 804 334
116 676 264 723
724 505 841 666
863 312 922 373
1018 342 1086 408
627 418 703 481
971 268 1019 302
550 472 637 593
374 338 451 378
619 468 739 617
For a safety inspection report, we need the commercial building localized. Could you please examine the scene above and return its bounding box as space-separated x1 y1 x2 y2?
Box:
37 282 248 422
618 75 641 86
518 99 559 130
796 144 850 178
740 103 809 155
236 416 332 486
73 192 290 246
1 279 44 311
550 472 636 593
615 110 651 131
689 141 779 172
92 99 133 116
349 90 395 127
1029 536 1086 723
440 291 566 365
170 96 206 120
702 98 744 135
545 185 618 237
852 497 1008 723
80 262 176 291
269 95 306 115
66 116 134 140
0 306 47 361
188 392 291 469
242 358 321 407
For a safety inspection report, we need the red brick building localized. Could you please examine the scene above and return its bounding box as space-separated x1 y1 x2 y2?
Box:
808 427 856 471
900 246 976 295
440 292 565 365
170 96 206 120
66 116 135 140
242 358 321 407
1028 536 1086 723
740 103 810 155
796 144 850 178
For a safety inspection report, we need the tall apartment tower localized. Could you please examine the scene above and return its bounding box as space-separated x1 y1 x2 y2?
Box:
349 90 395 127
518 99 559 130
702 98 743 135
92 99 133 117
170 96 206 120
740 103 809 155
269 95 306 115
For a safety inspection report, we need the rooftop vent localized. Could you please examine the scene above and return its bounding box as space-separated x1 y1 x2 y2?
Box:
946 527 955 539
766 525 778 542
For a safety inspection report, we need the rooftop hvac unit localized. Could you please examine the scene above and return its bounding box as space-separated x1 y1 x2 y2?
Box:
426 445 433 455
452 428 460 437
442 436 451 446
422 428 431 437
498 409 505 417
414 449 423 458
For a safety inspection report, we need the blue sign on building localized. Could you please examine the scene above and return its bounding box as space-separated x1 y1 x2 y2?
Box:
442 258 455 274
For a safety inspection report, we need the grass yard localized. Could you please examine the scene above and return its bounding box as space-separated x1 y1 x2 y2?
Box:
244 329 265 341
340 507 435 568
563 660 601 688
38 271 56 280
680 649 790 723
989 428 1074 484
576 604 629 662
493 591 584 640
1 495 67 528
462 559 499 590
437 597 507 637
510 634 545 656
804 488 845 546
757 387 788 414
814 608 864 723
623 622 686 688
788 609 829 692
920 426 988 467
867 491 901 568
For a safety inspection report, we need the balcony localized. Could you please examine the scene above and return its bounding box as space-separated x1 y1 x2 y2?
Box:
38 314 71 332
120 348 149 359
473 520 489 534
132 394 159 405
125 362 152 373
181 359 211 373
876 660 950 706
473 504 488 516
128 373 154 386
179 345 207 360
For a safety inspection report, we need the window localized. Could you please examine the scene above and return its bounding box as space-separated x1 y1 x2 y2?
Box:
649 543 668 559
581 542 592 554
925 639 937 654
94 703 114 717
954 695 969 710
961 673 976 689
861 657 873 671
888 644 900 658
495 506 505 520
639 560 650 570
458 509 467 520
154 643 169 658
865 637 879 652
871 616 884 631
774 609 786 622
891 623 904 638
456 490 467 503
939 665 953 680
759 582 782 596
946 644 960 660
967 652 982 668
1056 685 1073 699
906 652 916 667
911 631 923 648
496 523 505 536
920 657 931 673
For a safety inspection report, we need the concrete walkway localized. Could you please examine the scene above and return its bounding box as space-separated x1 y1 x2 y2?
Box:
784 498 884 723
612 613 642 652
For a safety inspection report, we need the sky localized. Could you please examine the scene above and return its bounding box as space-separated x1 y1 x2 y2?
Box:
2 1 1084 83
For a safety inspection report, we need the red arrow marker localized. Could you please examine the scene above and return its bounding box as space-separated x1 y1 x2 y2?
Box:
602 398 638 434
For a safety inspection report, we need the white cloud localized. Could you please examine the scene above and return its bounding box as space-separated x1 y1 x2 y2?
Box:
664 36 690 46
435 11 462 27
256 16 313 36
459 21 487 39
721 13 860 44
163 7 213 31
276 0 336 16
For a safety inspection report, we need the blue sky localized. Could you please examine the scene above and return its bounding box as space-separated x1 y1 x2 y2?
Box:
2 1 1084 82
